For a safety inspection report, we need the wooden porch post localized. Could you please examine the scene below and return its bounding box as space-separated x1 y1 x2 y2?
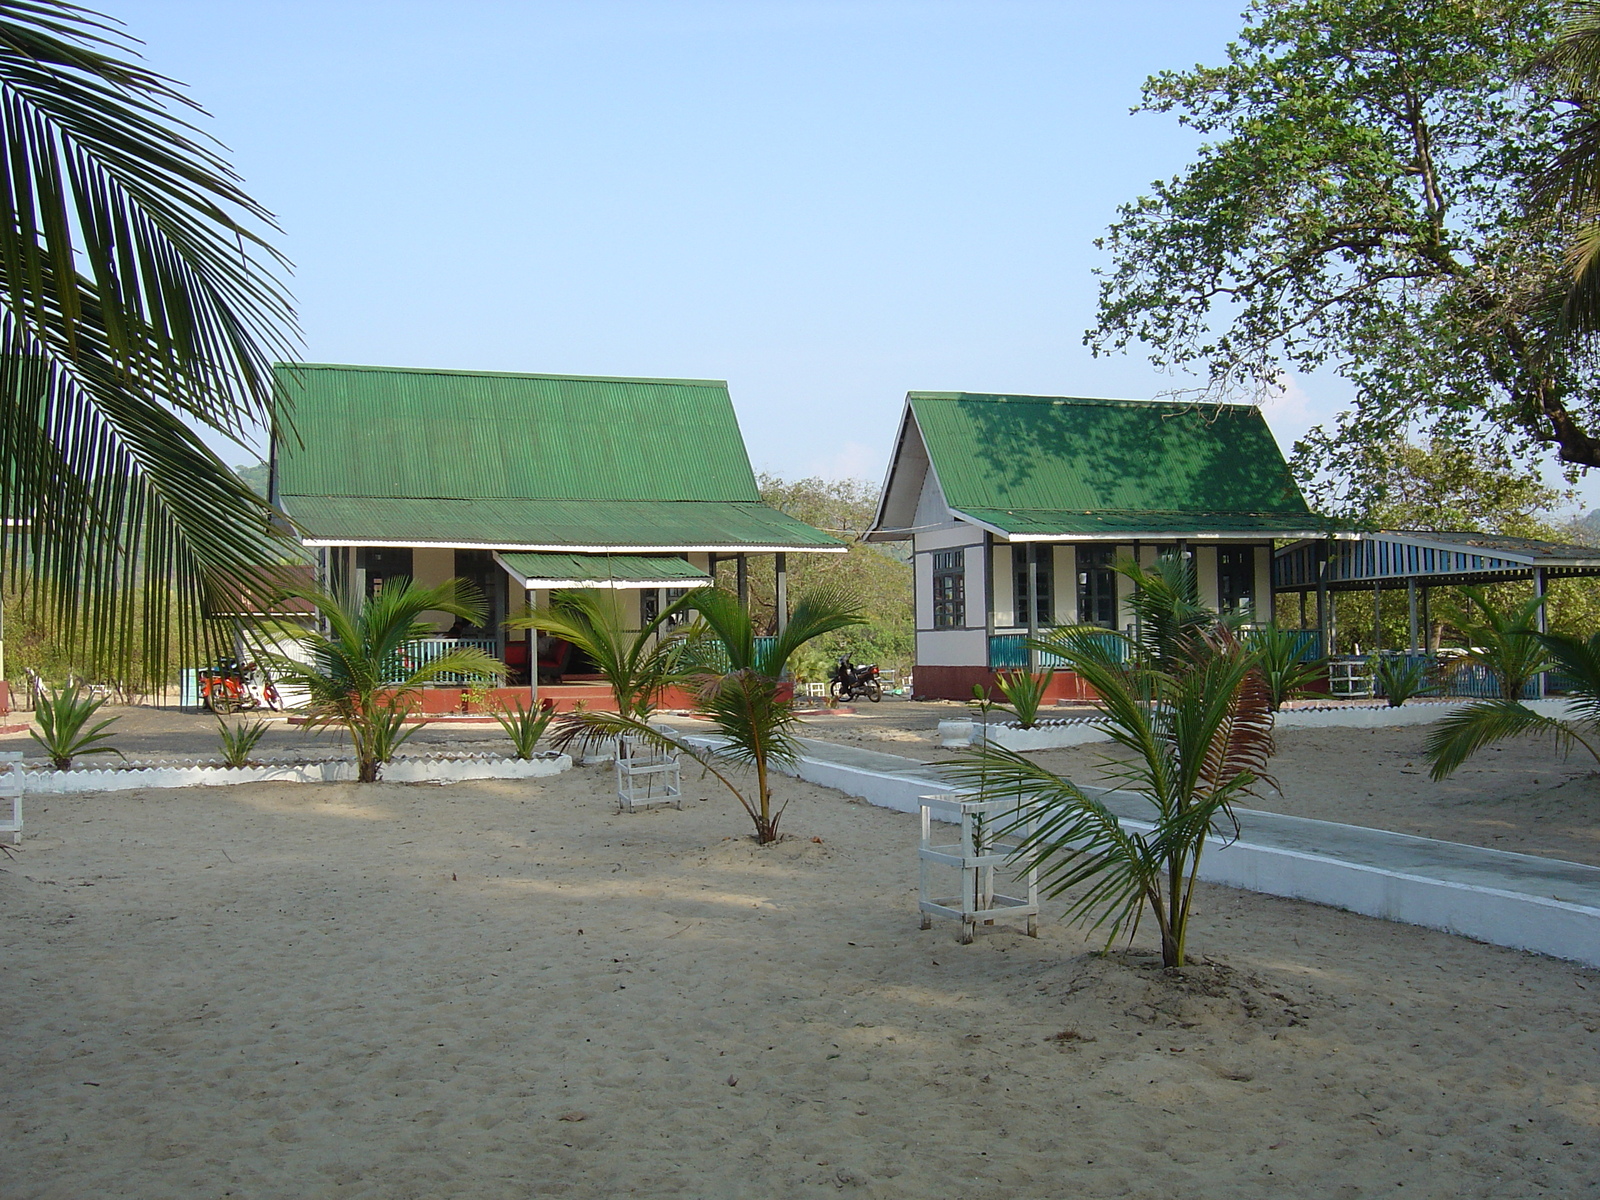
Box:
1372 580 1382 654
1407 578 1419 653
736 554 748 609
774 553 788 634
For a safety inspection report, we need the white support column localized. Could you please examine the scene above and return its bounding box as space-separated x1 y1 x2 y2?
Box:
1535 567 1548 699
526 586 537 708
1026 545 1039 673
983 532 995 671
774 553 788 634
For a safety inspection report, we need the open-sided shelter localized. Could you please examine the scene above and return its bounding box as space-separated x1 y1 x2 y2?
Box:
865 392 1331 699
269 363 842 693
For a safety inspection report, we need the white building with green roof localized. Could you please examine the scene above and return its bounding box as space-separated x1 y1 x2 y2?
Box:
269 363 842 685
865 392 1331 699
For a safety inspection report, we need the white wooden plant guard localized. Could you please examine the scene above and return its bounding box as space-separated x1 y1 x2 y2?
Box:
918 792 1039 943
0 750 23 845
615 733 682 812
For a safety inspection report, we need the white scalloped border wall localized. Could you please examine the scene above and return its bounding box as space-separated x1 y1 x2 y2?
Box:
22 752 571 794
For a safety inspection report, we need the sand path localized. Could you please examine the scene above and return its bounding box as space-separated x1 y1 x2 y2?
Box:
4 765 1599 1198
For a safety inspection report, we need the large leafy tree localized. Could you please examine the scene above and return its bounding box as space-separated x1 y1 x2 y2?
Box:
0 3 297 679
1086 1 1600 478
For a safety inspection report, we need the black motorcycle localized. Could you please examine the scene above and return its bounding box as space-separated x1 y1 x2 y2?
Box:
828 655 883 703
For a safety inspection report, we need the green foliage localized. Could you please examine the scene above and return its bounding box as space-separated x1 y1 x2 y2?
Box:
1528 3 1600 334
31 686 122 770
994 669 1053 729
267 578 506 782
731 475 912 674
216 719 269 768
493 699 556 760
509 589 695 720
1371 656 1434 708
1423 629 1600 779
1248 623 1325 712
946 627 1277 969
1318 437 1574 538
1450 588 1551 700
1088 0 1600 474
552 585 865 843
0 5 298 682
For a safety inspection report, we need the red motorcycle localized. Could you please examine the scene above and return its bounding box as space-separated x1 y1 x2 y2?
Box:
199 657 280 714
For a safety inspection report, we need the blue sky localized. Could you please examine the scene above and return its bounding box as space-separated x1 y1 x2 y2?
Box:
123 0 1595 512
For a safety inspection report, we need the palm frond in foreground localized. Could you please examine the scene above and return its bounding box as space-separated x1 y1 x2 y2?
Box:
946 630 1275 969
0 2 299 681
267 578 504 782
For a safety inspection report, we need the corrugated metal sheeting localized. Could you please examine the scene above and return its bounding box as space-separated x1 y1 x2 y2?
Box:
908 392 1315 535
495 552 711 588
275 363 762 502
282 496 840 550
271 363 842 552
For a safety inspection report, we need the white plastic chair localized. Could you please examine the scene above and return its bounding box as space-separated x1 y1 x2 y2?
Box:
614 733 682 812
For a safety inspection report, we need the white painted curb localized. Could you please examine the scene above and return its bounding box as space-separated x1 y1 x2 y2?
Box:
977 721 1107 751
1195 831 1600 968
23 753 571 794
964 698 1581 745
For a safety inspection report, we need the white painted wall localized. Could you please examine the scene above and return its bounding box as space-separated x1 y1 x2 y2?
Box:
992 542 1013 628
1194 544 1219 610
1255 547 1275 622
1052 544 1072 626
916 628 987 667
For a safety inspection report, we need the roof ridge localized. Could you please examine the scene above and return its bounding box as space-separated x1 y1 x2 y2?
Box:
908 391 1259 411
274 362 728 387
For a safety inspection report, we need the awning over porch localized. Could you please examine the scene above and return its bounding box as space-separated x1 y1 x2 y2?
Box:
494 551 712 590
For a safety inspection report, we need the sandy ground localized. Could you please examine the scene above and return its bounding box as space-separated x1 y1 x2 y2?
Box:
4 763 1599 1198
790 701 1600 868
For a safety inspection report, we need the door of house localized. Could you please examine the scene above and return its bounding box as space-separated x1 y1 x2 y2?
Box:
1013 545 1053 628
1217 546 1255 615
1076 546 1117 628
453 549 503 638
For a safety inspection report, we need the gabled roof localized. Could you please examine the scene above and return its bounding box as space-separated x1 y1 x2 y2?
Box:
271 364 840 552
869 392 1329 540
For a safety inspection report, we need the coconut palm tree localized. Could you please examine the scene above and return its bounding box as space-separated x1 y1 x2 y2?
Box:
947 625 1275 969
1532 2 1600 332
0 3 297 680
1423 626 1600 780
1446 588 1550 701
553 584 865 843
266 578 504 782
507 588 696 721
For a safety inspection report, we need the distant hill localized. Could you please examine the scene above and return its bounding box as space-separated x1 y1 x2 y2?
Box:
1576 510 1600 542
234 461 268 498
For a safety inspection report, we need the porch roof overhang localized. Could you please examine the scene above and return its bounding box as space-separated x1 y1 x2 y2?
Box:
949 506 1350 541
279 496 846 554
1274 529 1600 592
494 552 711 590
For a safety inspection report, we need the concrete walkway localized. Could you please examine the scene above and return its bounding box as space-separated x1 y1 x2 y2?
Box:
776 735 1600 968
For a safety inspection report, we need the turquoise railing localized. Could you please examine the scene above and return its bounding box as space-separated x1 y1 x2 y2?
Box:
987 632 1127 670
381 638 499 685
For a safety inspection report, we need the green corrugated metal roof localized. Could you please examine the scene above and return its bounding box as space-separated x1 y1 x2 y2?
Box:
278 496 842 550
274 363 761 502
910 393 1312 533
954 508 1337 537
496 552 711 587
